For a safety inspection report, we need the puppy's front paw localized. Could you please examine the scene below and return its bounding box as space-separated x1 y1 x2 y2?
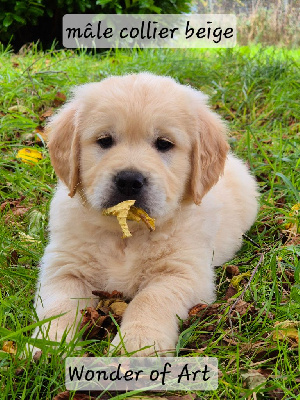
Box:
110 325 176 356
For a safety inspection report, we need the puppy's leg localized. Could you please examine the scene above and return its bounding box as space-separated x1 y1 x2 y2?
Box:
30 276 95 353
111 265 214 356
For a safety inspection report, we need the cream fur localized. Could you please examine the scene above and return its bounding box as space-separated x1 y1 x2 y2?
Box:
32 73 259 356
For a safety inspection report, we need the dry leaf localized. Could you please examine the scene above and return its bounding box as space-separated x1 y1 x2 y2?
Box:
53 91 67 107
188 303 209 316
53 392 97 400
284 235 300 246
8 249 19 265
2 341 17 355
109 300 128 316
127 394 196 400
33 350 43 362
4 206 29 224
11 206 29 217
129 397 168 400
225 285 238 300
102 200 155 238
34 125 48 143
80 291 129 340
40 107 54 120
1 196 29 224
8 105 30 114
230 271 251 290
225 264 240 277
0 196 25 212
92 290 123 299
227 299 256 318
241 369 267 390
16 148 43 164
272 320 299 344
19 232 39 243
80 307 109 339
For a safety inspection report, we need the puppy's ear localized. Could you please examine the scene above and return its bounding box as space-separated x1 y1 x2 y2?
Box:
47 103 80 197
191 106 229 205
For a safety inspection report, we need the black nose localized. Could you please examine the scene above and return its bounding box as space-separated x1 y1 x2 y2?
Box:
115 171 146 196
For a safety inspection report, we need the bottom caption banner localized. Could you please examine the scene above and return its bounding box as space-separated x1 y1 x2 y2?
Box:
65 357 218 391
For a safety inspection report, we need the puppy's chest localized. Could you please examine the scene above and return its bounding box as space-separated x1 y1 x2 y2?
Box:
89 234 172 298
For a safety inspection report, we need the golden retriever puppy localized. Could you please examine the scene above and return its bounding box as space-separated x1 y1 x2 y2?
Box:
32 73 258 355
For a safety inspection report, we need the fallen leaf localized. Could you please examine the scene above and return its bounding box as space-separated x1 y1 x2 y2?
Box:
53 392 97 400
188 303 210 316
284 235 300 246
2 196 29 224
241 369 267 390
16 148 43 164
272 320 299 345
257 368 272 378
53 91 67 107
130 397 169 400
8 249 19 265
15 367 25 376
92 290 123 299
277 267 295 291
227 299 255 317
40 107 54 120
80 291 129 340
19 232 39 243
0 196 25 212
34 125 48 144
225 264 240 277
10 206 29 218
187 302 224 333
8 105 30 114
225 285 238 300
109 300 128 316
80 307 108 339
33 350 43 362
230 271 251 290
2 341 17 355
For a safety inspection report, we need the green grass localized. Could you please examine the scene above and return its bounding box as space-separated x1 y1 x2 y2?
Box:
0 44 299 399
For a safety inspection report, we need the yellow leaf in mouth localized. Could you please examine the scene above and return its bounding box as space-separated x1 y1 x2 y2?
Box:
128 206 156 232
16 148 43 164
102 200 155 238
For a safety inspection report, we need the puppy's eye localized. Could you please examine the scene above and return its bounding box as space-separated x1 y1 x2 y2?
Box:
155 137 174 152
97 135 114 149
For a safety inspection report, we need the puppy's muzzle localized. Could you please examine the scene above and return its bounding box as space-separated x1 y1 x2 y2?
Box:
114 170 146 197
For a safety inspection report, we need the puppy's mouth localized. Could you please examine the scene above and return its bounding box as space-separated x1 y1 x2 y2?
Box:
102 194 151 215
100 170 152 214
94 170 166 217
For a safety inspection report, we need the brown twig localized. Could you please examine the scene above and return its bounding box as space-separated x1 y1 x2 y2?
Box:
21 50 74 97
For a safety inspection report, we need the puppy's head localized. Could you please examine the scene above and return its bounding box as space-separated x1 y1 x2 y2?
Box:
47 73 229 220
